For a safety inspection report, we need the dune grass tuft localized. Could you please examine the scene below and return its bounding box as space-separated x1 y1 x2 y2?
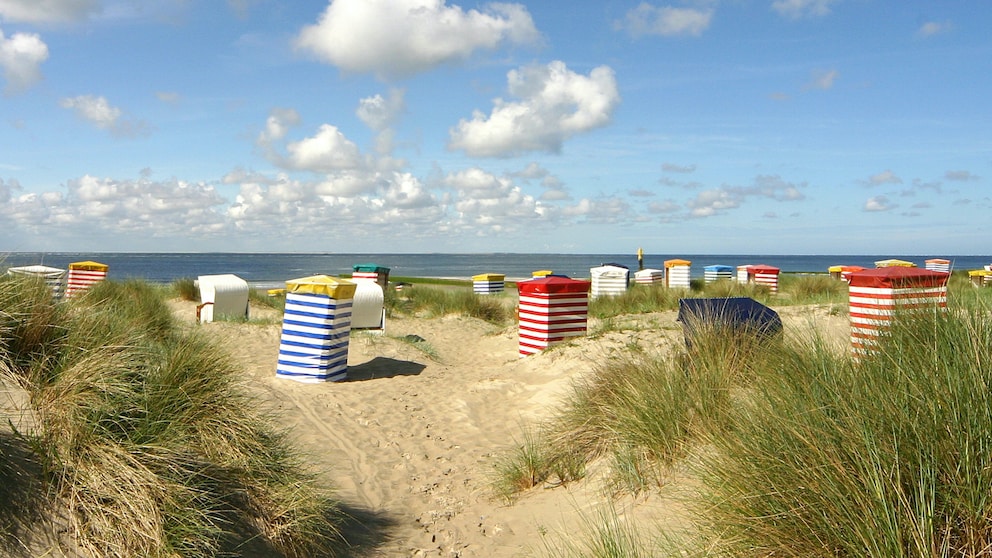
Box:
0 278 346 556
387 284 512 325
498 280 992 556
695 307 992 556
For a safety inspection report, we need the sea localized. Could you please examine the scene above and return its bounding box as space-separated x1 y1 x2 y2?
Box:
3 252 990 290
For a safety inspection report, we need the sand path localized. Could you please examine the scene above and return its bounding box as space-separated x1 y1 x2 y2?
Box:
175 299 849 557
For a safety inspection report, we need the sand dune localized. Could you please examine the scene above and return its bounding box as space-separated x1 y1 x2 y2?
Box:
5 297 847 557
187 298 848 557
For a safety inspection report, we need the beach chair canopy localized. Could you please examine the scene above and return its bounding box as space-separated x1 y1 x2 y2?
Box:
518 275 590 295
847 267 949 289
676 297 782 348
7 264 66 278
197 274 249 323
874 258 916 268
664 259 691 268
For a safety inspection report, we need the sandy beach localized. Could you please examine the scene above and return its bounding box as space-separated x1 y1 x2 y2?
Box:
164 294 850 557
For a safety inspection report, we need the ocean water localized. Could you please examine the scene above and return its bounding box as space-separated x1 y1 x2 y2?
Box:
3 252 989 289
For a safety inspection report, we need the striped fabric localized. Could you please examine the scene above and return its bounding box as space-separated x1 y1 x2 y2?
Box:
664 260 691 289
276 292 353 382
7 265 66 299
66 268 107 297
737 265 750 283
517 277 590 357
749 266 780 294
590 265 628 298
518 292 589 356
472 273 505 294
704 265 733 283
925 259 951 273
66 261 109 298
634 268 664 285
351 264 390 291
849 284 947 357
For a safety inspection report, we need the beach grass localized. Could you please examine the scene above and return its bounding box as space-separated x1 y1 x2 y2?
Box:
693 305 992 556
172 276 198 301
540 501 660 558
0 276 345 556
386 282 513 325
498 279 992 556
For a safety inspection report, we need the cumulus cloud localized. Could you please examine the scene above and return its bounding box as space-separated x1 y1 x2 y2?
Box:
560 196 631 224
356 88 405 131
257 107 300 146
864 195 894 212
918 20 952 38
436 166 555 231
448 60 620 157
616 3 713 37
0 0 100 23
865 169 902 186
771 0 836 19
2 174 228 241
295 0 540 80
805 68 838 90
284 124 364 173
225 170 446 238
687 175 805 218
0 28 48 94
510 161 548 180
59 94 149 137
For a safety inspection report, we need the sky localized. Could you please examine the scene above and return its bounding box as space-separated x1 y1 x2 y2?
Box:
0 0 989 255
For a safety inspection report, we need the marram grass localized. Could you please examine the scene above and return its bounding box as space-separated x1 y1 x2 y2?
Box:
0 278 345 556
695 308 992 557
496 284 992 556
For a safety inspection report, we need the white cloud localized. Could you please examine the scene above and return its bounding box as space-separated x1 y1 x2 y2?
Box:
771 0 837 19
224 170 446 238
295 0 540 80
2 174 228 239
561 196 630 224
805 68 838 90
617 3 713 38
917 21 952 38
285 124 364 173
0 0 99 23
540 188 569 201
864 195 894 212
314 171 378 197
443 167 509 195
257 107 300 145
59 94 149 137
687 175 806 218
511 161 549 180
356 88 405 131
0 29 48 94
448 60 620 157
866 169 902 186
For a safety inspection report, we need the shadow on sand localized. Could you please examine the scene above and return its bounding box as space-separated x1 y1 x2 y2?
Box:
345 357 426 382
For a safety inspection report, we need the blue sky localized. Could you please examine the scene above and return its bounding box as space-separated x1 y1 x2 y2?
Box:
0 0 989 254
